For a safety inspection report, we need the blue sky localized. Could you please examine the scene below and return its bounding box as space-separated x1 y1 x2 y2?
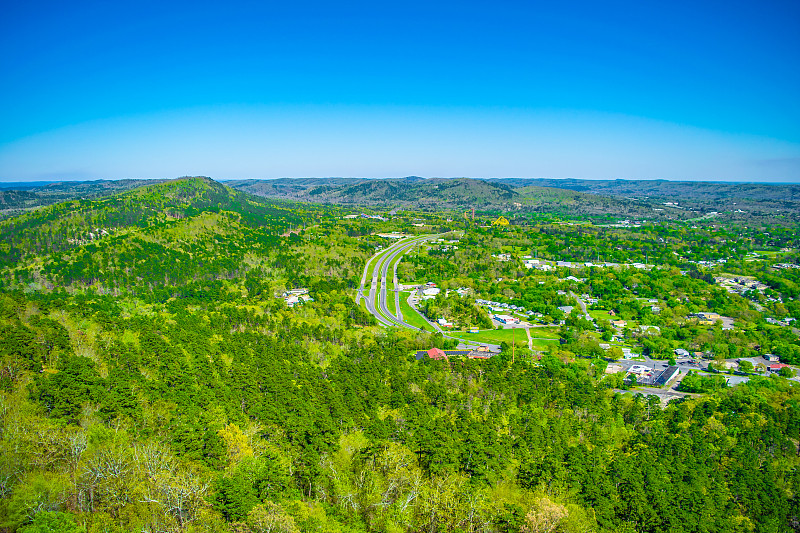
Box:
1 0 798 181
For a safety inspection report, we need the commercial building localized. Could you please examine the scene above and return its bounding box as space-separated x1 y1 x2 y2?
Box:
494 314 519 324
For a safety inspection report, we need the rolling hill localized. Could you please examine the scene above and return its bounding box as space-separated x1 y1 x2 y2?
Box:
0 177 314 294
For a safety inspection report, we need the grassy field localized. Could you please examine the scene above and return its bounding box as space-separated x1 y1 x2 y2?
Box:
589 310 615 321
529 338 561 350
449 326 562 348
399 294 431 331
362 254 379 285
450 328 526 345
387 290 398 318
527 327 561 339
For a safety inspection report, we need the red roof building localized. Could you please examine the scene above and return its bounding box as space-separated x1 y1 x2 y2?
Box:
427 347 448 360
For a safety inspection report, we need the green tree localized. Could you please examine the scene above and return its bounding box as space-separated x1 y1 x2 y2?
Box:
19 512 82 533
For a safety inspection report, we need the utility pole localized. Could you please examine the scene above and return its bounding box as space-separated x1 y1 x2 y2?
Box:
512 326 516 364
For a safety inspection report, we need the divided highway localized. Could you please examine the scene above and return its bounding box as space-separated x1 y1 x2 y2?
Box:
357 235 431 328
357 235 501 350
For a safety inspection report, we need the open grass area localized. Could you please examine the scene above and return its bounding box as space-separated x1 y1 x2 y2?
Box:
387 291 398 318
530 338 561 349
589 309 615 321
399 294 431 331
363 255 379 285
450 326 562 347
450 328 527 345
527 327 561 339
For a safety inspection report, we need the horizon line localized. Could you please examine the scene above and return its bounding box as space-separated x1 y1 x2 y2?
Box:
2 176 800 187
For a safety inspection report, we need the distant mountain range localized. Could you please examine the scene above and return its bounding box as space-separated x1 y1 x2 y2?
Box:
2 176 799 221
226 177 800 220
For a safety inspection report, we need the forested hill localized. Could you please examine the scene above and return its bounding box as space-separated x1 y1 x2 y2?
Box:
0 178 168 220
229 177 521 209
227 177 800 221
494 178 800 218
0 177 355 296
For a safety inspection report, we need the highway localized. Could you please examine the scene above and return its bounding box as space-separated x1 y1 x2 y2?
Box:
357 236 428 327
358 235 501 350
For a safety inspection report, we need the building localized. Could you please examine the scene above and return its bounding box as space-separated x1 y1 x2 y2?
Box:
764 354 780 362
691 312 722 325
281 289 313 308
427 348 447 360
674 348 690 357
286 288 309 296
494 314 519 324
655 366 680 386
768 363 791 373
415 348 495 361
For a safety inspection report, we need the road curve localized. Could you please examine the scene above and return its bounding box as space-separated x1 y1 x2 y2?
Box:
358 235 501 350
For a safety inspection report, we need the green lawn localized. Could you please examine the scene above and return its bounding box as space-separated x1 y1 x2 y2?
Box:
362 254 378 285
589 310 615 321
399 294 431 331
450 328 526 345
449 326 562 347
387 290 398 318
530 338 561 349
527 327 561 339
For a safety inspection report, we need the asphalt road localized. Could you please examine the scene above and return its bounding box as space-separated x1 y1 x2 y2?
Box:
357 235 501 350
569 291 593 323
358 236 431 328
359 238 419 327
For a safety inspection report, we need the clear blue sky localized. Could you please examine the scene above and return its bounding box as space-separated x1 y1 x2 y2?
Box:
1 0 798 181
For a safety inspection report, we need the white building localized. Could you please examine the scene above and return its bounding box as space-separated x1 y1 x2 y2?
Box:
494 315 519 324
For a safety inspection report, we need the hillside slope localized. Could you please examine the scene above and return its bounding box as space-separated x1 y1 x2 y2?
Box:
229 177 665 218
229 177 519 209
0 178 168 220
0 177 313 293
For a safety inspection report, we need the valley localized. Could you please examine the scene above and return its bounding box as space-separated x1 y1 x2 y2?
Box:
0 176 799 533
